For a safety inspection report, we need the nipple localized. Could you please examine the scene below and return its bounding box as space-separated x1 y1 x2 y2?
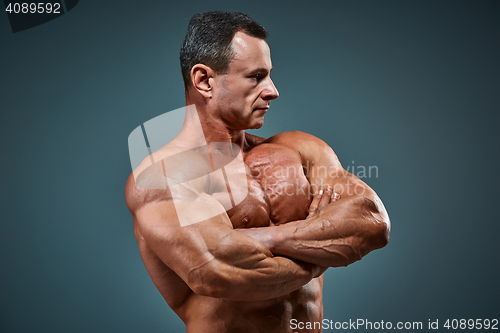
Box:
241 217 249 224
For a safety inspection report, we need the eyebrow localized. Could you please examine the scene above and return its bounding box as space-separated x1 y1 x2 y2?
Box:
248 67 273 75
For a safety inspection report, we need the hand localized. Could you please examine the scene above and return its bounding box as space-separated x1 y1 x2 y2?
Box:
306 185 340 220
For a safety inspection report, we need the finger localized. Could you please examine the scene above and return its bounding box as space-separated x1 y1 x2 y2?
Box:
317 185 333 211
308 188 323 214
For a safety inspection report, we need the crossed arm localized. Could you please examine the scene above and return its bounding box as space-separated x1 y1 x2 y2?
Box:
239 131 391 267
125 131 390 301
126 171 324 302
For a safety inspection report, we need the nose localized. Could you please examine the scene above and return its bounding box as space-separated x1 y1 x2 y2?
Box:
261 77 279 101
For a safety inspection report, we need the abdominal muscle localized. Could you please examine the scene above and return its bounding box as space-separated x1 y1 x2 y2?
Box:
136 142 324 333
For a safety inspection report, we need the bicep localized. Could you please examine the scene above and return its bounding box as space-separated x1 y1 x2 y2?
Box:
134 195 241 282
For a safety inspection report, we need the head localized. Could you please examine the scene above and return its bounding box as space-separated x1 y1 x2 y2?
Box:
180 11 268 91
180 11 279 130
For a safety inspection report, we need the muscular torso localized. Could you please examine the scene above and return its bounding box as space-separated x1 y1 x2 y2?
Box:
134 140 323 333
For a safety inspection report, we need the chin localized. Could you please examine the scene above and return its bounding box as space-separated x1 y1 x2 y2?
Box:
247 119 264 130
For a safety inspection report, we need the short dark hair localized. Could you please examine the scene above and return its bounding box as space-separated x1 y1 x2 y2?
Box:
180 11 268 91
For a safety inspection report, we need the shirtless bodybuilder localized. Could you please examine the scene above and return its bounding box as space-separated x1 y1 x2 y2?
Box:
125 11 390 333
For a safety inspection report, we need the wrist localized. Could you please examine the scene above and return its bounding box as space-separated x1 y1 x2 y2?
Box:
236 226 280 253
269 225 286 254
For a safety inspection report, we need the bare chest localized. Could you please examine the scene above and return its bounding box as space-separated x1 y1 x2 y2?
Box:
226 143 311 229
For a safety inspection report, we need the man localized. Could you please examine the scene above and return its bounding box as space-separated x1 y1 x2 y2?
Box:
125 11 390 333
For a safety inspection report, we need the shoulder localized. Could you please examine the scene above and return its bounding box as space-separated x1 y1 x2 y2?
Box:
266 131 336 157
124 171 169 217
125 145 213 214
246 130 331 152
265 131 342 169
266 131 330 148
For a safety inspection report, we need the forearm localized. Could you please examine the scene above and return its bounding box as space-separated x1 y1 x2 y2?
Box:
239 188 390 267
188 252 321 301
139 206 320 302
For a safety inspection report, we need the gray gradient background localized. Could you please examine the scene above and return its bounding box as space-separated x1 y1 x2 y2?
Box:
1 1 499 332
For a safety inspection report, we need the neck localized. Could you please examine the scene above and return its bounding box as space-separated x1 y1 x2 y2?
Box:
181 94 250 151
201 116 247 147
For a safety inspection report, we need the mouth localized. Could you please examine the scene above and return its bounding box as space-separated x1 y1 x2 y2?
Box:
254 105 270 112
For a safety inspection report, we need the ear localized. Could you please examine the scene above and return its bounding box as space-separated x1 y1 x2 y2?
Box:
191 64 214 98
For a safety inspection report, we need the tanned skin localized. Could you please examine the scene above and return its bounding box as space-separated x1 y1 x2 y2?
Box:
125 32 390 333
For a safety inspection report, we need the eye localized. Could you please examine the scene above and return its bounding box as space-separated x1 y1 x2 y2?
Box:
250 73 266 83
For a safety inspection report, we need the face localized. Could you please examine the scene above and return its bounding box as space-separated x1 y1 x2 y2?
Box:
211 31 279 130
